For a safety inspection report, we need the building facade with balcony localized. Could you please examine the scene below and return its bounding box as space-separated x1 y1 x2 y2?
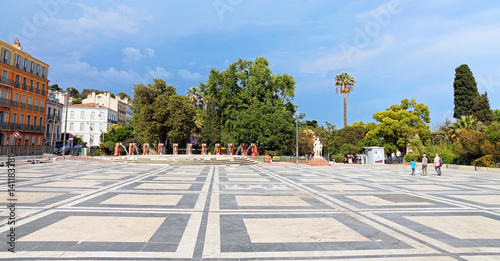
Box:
45 90 64 145
82 92 130 123
62 103 118 147
0 39 49 146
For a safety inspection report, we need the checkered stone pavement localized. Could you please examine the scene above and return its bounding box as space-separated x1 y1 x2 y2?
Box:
1 160 500 260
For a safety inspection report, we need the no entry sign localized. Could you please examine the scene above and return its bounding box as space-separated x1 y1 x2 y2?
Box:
13 132 20 138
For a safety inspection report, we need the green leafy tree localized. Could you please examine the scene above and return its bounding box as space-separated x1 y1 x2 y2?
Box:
80 89 105 99
66 87 79 98
453 64 479 118
493 109 500 122
116 92 130 100
366 99 431 154
203 57 296 153
132 79 196 150
49 84 61 91
72 99 82 105
485 122 500 144
472 92 496 124
334 72 356 127
332 125 365 154
102 124 134 143
202 101 221 148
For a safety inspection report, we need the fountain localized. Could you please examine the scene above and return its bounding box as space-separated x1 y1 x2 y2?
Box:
143 143 150 155
113 143 129 156
201 143 207 155
173 143 178 155
228 143 235 155
157 143 164 155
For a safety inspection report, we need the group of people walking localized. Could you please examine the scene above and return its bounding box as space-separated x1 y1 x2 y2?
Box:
409 154 444 176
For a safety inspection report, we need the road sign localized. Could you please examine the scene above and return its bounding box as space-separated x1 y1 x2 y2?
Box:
13 132 20 138
69 134 74 138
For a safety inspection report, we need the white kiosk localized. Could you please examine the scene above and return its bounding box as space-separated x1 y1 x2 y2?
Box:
364 147 385 164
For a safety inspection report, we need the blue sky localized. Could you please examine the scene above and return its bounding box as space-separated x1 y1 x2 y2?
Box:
2 0 500 129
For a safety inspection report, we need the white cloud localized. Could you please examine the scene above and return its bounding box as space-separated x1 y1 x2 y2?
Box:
54 4 144 35
177 69 201 80
146 67 173 80
299 34 396 75
122 47 156 63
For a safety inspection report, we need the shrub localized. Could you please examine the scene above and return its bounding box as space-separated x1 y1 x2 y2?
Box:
473 155 497 168
404 154 420 162
92 149 103 156
439 153 458 164
333 155 344 163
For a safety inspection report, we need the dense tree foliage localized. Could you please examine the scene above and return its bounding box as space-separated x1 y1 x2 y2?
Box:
366 99 431 154
49 84 61 91
116 92 131 100
132 79 196 150
332 126 365 155
472 92 496 124
66 87 79 98
102 124 134 143
493 109 500 122
202 101 221 148
202 58 296 153
453 64 479 118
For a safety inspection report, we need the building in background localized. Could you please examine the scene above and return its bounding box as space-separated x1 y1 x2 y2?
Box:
63 103 118 147
126 103 134 122
0 39 49 146
82 92 130 123
45 90 64 145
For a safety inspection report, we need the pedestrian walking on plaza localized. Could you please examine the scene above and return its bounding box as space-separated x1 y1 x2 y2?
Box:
409 158 416 175
434 154 442 176
422 154 428 176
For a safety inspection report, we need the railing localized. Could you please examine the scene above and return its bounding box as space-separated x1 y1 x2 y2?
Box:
47 114 61 121
40 107 45 113
45 133 62 141
27 104 33 111
35 88 40 94
0 98 13 107
48 96 58 103
41 90 45 96
20 102 26 109
29 86 34 92
22 83 27 90
0 145 54 156
11 101 19 108
0 122 45 132
34 105 39 112
0 76 20 88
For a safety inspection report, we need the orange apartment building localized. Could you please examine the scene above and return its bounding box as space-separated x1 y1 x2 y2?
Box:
0 39 49 147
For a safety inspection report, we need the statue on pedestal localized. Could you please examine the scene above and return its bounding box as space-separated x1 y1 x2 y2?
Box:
313 137 323 158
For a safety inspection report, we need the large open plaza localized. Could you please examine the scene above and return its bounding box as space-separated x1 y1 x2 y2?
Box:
1 159 500 260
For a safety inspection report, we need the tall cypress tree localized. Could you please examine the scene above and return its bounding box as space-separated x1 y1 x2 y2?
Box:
202 101 221 147
453 64 479 118
472 92 496 124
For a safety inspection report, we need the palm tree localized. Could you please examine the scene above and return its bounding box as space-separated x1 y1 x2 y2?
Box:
199 83 208 120
187 86 200 106
335 72 356 127
447 115 482 142
453 115 479 130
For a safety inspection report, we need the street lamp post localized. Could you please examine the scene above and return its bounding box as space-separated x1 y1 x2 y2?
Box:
62 91 69 160
295 105 299 164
